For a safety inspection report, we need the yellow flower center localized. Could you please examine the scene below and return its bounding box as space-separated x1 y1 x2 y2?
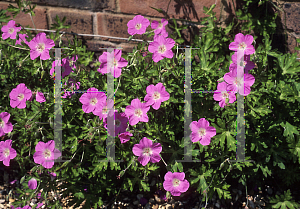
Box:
135 23 142 30
43 148 51 158
90 98 98 105
36 43 45 52
18 93 24 101
158 45 166 54
198 128 206 137
238 42 247 50
134 108 142 117
172 178 180 187
8 28 14 34
143 147 152 156
153 91 160 100
158 23 163 28
4 148 10 157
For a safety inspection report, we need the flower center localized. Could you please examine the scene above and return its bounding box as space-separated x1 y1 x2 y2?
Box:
222 91 229 98
8 28 14 34
143 147 152 156
115 119 120 127
172 178 180 187
4 148 10 157
198 128 206 137
135 23 142 30
43 148 51 158
234 77 243 86
36 43 45 52
153 91 160 100
158 45 166 54
134 108 143 117
17 93 24 101
238 42 247 50
158 23 163 28
90 98 98 106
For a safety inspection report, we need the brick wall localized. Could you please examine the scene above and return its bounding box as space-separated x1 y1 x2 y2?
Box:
0 0 299 60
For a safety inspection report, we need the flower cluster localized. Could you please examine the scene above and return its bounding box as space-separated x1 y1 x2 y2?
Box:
213 33 256 108
0 14 259 203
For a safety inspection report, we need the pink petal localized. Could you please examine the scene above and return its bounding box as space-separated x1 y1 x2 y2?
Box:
138 155 150 166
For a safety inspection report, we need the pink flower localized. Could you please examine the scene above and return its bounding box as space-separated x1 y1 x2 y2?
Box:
229 52 255 73
125 98 150 126
213 82 236 108
97 49 128 78
127 15 150 35
132 137 162 166
1 20 21 40
28 178 37 190
148 36 175 63
93 98 114 121
144 83 170 110
48 172 57 181
9 83 32 109
0 139 17 166
15 33 29 46
229 33 255 55
14 206 31 209
61 78 80 99
50 55 78 78
223 68 255 96
36 90 46 103
36 203 43 208
163 172 190 196
151 19 169 39
118 132 133 144
104 111 129 137
79 88 106 114
189 118 216 145
153 31 169 41
0 112 13 137
33 140 61 169
28 32 55 60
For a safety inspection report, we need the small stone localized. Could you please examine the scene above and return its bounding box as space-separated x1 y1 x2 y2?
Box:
165 204 172 209
152 204 159 209
0 200 4 204
137 194 143 200
133 200 139 205
248 200 255 209
145 203 151 209
150 179 156 186
267 188 273 195
170 199 175 204
149 198 155 204
215 202 220 208
123 197 129 201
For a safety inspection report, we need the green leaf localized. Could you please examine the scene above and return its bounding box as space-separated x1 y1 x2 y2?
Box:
140 181 150 192
280 121 299 138
74 192 84 199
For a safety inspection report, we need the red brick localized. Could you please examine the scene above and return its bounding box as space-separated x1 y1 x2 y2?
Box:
119 0 224 22
30 0 115 12
0 2 48 29
280 2 300 34
49 8 93 39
